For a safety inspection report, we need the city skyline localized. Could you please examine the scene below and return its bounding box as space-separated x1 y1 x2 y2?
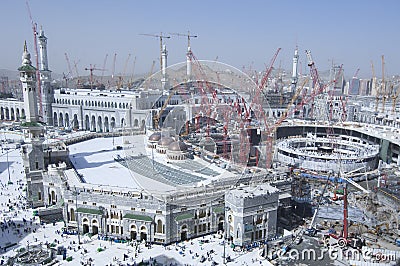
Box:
2 0 399 79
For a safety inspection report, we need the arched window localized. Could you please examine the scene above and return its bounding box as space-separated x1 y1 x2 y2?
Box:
157 220 163 234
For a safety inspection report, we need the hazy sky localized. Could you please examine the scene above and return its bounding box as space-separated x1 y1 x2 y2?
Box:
2 0 399 79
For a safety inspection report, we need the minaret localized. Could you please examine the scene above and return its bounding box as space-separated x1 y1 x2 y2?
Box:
291 46 299 93
38 27 54 125
19 41 39 123
19 42 45 208
161 44 169 90
186 46 192 82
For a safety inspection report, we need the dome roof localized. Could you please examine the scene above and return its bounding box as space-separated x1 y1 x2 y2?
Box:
168 141 188 152
148 132 161 142
199 137 215 146
158 136 174 146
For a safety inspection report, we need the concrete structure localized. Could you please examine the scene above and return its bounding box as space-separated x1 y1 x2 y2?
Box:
38 28 54 126
225 184 279 246
18 42 46 208
291 47 299 93
275 134 379 173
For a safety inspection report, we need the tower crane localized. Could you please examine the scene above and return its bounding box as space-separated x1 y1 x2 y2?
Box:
84 64 106 90
372 61 379 112
170 31 198 48
26 1 43 120
140 33 170 74
128 56 137 88
305 50 327 121
73 60 81 86
100 54 108 84
381 55 386 113
121 53 131 88
64 53 74 87
391 84 400 114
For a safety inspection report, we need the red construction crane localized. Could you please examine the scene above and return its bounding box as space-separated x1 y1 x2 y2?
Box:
84 64 106 90
26 1 43 120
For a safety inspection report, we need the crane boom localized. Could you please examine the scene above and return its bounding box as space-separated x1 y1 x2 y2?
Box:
100 54 108 84
26 1 43 120
140 33 170 74
84 64 106 90
381 55 386 113
170 31 197 47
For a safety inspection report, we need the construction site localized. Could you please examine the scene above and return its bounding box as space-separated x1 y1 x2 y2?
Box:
0 7 400 263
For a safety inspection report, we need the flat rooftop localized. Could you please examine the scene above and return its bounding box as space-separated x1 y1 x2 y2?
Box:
67 134 236 195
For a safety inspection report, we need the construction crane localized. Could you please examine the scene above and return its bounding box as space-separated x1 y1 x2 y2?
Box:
326 168 369 248
100 54 108 84
391 84 400 114
111 53 117 79
73 60 81 86
121 53 131 88
381 55 386 113
305 50 329 121
64 53 74 87
372 61 379 112
84 64 106 90
26 1 43 120
170 31 197 48
128 56 137 88
140 33 170 74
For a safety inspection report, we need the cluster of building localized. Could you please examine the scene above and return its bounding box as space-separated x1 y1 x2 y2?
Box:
3 28 400 250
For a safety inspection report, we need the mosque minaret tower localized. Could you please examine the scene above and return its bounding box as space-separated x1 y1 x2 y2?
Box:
19 42 46 208
38 27 54 125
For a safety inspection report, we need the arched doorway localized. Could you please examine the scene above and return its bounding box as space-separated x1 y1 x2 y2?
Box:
111 117 116 129
140 225 147 241
59 113 64 128
91 115 96 132
0 107 4 120
156 220 163 234
218 216 224 231
82 218 89 234
73 114 79 130
85 115 90 131
104 117 109 132
130 224 137 240
16 108 20 121
65 113 70 128
97 116 103 132
181 224 188 241
53 112 58 127
92 219 99 235
50 190 56 205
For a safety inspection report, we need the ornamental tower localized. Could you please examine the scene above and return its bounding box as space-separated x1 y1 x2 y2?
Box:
38 27 54 125
19 41 39 123
19 42 45 208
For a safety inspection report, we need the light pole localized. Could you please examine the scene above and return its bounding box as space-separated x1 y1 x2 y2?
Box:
6 148 11 184
74 187 81 244
223 206 230 264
